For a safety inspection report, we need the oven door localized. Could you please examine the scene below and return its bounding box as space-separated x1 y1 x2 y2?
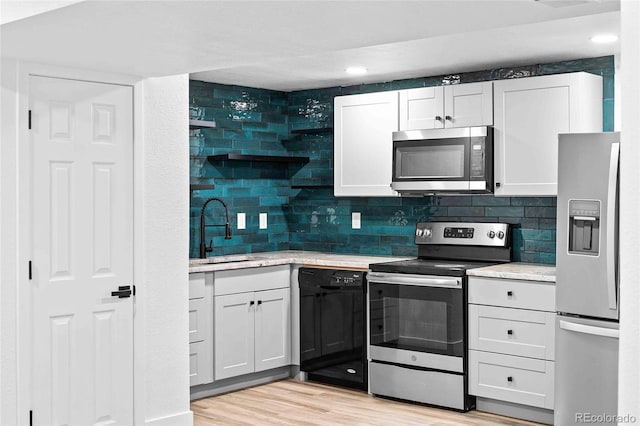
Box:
367 272 465 372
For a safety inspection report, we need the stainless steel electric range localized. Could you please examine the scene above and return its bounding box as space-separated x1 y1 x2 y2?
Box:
367 221 512 411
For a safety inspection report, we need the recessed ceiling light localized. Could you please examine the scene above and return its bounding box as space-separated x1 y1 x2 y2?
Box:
346 67 368 76
591 34 618 44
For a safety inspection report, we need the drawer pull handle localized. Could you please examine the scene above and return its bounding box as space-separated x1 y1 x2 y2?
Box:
507 291 513 297
507 329 513 335
507 376 513 382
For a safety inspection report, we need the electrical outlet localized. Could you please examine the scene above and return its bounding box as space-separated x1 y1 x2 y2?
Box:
352 212 361 229
237 212 246 230
259 212 268 229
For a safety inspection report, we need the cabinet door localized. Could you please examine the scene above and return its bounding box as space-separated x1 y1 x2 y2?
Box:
254 288 291 372
493 72 602 196
189 341 213 386
188 298 208 344
214 292 255 380
334 91 399 197
444 82 493 128
399 87 444 130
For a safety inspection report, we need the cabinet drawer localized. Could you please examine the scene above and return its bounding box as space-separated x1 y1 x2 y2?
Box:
189 341 213 386
189 272 207 300
469 350 554 409
468 277 555 311
215 265 290 296
469 305 555 360
189 298 208 343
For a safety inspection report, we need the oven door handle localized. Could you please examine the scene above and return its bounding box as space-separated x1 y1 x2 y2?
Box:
367 272 462 288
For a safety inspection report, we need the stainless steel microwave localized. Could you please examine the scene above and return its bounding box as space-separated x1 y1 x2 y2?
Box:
391 126 493 195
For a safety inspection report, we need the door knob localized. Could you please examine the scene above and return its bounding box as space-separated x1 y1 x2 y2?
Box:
111 285 132 298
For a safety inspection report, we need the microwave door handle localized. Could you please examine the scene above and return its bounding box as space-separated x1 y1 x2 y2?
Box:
606 142 619 310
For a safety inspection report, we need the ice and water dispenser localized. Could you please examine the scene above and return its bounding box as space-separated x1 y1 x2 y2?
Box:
568 200 600 256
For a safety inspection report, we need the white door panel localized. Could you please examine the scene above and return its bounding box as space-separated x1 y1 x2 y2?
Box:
30 75 134 425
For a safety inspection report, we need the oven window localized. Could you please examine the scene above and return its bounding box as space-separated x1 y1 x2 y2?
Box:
395 144 466 179
369 282 464 357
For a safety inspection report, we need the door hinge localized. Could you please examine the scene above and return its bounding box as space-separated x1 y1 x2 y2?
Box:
29 261 32 280
29 410 33 426
28 110 32 130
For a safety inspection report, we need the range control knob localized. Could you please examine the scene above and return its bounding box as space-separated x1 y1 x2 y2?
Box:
487 230 496 238
497 231 505 239
424 228 432 238
416 229 424 237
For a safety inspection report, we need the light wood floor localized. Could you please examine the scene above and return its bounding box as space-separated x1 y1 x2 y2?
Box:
191 379 544 426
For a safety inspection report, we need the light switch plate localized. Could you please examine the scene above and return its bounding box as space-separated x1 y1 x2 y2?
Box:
352 212 361 229
237 212 246 230
259 212 268 229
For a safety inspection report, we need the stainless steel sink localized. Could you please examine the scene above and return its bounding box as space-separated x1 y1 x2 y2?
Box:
189 255 264 265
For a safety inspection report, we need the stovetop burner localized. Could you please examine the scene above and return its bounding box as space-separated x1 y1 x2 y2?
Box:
369 258 497 277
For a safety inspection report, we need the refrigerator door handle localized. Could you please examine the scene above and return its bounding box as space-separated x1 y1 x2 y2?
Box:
606 142 620 311
559 319 619 339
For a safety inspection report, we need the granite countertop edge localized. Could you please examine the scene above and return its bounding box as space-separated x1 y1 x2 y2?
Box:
190 252 557 283
466 262 556 283
188 250 412 273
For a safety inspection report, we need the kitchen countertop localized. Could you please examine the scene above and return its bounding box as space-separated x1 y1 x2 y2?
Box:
466 262 556 283
189 250 411 273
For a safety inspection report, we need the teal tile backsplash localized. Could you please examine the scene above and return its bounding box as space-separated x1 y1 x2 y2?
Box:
189 56 614 263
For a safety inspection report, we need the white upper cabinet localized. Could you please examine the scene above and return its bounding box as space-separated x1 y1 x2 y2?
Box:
334 91 399 197
493 72 603 196
399 82 493 130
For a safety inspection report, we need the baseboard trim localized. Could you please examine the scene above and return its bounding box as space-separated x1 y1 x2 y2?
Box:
190 366 292 401
476 397 554 425
146 410 194 426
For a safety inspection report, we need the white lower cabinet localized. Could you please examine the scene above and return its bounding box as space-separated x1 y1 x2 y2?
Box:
189 272 214 386
469 350 555 409
214 265 291 381
468 276 556 410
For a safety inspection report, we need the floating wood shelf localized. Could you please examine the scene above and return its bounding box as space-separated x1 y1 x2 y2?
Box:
290 127 333 135
189 119 217 129
207 153 309 164
291 184 333 189
190 184 216 191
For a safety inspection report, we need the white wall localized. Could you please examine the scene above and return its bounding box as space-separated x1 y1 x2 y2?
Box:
0 63 191 425
1 58 20 426
619 0 640 422
137 75 192 425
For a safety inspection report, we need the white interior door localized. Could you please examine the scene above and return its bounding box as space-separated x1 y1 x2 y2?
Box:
30 75 134 426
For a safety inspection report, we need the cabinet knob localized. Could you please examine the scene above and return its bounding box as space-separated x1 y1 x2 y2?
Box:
496 182 501 188
507 329 513 335
257 300 262 305
435 115 443 121
249 300 255 306
507 290 513 297
507 376 513 382
445 115 452 121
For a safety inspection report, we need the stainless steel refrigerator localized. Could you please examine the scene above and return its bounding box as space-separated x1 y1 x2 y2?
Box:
555 132 620 425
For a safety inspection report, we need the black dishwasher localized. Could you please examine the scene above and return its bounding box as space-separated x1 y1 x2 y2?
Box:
299 267 367 390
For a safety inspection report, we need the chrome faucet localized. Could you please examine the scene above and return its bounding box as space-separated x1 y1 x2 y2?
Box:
199 197 231 259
